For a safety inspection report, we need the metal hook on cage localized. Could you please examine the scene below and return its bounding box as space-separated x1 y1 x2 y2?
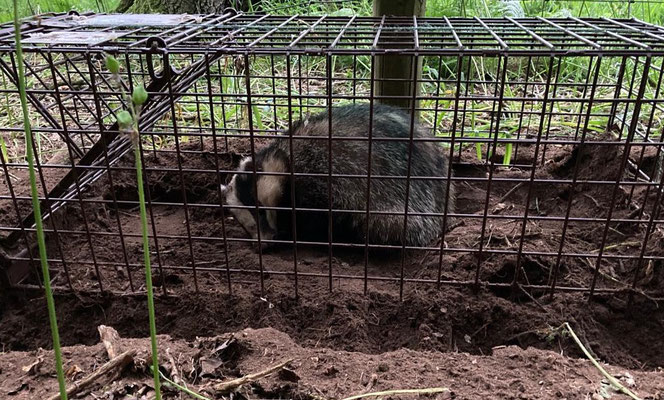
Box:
223 7 239 17
145 36 179 81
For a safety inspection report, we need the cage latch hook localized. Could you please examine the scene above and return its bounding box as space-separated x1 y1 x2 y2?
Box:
146 36 179 81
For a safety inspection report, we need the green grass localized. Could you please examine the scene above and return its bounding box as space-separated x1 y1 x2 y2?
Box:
0 0 118 22
7 0 664 23
260 0 664 24
12 0 68 397
4 0 664 166
107 53 162 399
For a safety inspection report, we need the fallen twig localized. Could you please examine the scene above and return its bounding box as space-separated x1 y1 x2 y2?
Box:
517 284 549 314
46 349 136 400
98 325 122 360
499 182 525 203
580 257 624 286
156 367 211 400
591 241 641 254
165 348 181 385
564 322 642 400
341 387 450 400
213 358 293 393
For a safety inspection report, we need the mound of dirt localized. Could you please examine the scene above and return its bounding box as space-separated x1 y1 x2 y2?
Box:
1 327 662 399
2 285 663 371
1 136 663 399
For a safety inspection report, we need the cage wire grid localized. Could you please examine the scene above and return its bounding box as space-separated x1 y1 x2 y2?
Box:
0 12 663 301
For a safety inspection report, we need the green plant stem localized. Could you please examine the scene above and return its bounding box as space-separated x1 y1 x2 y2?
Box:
12 2 67 399
342 387 450 400
132 125 161 400
157 369 211 400
564 322 642 400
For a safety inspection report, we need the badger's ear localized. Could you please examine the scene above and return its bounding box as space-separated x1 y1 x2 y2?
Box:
220 184 229 196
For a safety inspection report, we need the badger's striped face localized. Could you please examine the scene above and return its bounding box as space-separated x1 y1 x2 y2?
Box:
220 155 287 244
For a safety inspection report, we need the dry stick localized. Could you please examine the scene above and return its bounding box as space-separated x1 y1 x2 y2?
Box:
564 323 642 400
517 283 549 314
213 359 293 393
46 349 137 400
591 241 641 253
341 387 450 400
98 325 122 360
165 348 181 385
498 181 525 203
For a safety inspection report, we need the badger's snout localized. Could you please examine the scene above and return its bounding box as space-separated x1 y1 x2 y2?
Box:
221 179 280 253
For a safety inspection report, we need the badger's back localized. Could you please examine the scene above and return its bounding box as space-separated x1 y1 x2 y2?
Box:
273 103 452 247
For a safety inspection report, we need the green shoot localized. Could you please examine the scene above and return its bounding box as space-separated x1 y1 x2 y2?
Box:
502 126 519 166
251 103 265 132
503 140 513 166
12 0 68 399
1 72 14 126
0 135 8 163
153 367 211 400
130 111 161 400
106 53 162 400
469 103 483 161
342 387 450 400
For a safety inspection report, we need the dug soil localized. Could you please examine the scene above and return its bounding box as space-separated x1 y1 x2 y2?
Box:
1 326 663 399
1 136 663 398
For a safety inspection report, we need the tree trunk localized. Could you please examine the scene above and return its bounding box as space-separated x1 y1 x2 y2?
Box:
373 0 426 112
117 0 260 14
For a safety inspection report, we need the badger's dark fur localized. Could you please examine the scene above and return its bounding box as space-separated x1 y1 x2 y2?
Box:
221 103 454 248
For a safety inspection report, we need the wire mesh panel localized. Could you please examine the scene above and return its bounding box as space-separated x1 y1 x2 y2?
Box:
0 12 663 302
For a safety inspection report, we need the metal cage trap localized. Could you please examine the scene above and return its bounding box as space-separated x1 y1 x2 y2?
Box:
0 11 663 302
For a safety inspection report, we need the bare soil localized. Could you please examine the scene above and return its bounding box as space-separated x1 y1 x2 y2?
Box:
1 327 663 399
1 137 663 398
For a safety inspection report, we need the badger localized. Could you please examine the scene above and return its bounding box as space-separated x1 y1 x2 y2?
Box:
220 103 454 250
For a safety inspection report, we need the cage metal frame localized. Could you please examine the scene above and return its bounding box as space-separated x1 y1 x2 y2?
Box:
0 12 663 302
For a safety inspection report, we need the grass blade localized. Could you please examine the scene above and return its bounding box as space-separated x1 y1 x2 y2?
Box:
564 322 642 400
0 135 8 163
155 368 211 400
12 1 68 399
133 132 162 400
503 141 513 165
342 387 450 400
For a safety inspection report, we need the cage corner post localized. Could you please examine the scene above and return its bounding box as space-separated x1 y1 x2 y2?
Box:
372 0 426 112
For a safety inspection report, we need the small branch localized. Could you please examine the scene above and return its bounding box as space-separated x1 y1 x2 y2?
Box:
563 323 642 400
213 359 293 393
157 369 211 400
499 182 524 203
591 241 641 253
342 387 450 400
165 348 181 385
580 257 623 286
47 349 137 400
97 325 122 360
517 283 549 314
